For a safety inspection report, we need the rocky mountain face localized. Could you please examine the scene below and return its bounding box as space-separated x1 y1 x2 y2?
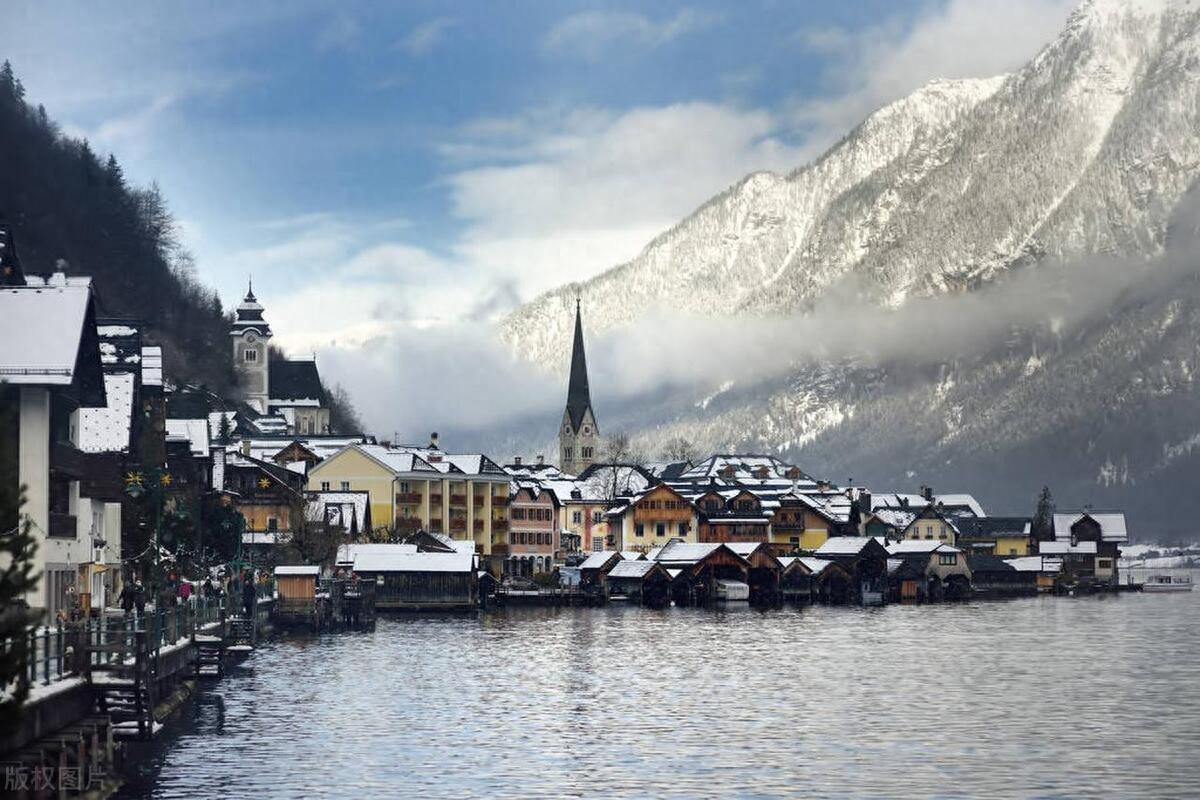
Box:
499 0 1200 539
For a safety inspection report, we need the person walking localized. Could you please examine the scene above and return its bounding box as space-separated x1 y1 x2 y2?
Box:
133 579 146 619
242 572 256 619
119 580 136 618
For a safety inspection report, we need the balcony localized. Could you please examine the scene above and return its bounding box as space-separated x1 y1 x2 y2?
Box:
395 492 422 505
394 518 421 532
450 494 468 506
493 520 508 532
474 519 484 533
449 521 467 534
492 495 509 507
473 495 486 507
48 511 77 539
491 544 511 556
429 493 443 505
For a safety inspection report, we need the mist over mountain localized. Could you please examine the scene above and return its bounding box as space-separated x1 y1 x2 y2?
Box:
500 0 1200 539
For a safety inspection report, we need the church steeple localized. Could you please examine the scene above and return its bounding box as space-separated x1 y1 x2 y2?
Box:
565 297 593 432
230 276 272 413
560 297 600 475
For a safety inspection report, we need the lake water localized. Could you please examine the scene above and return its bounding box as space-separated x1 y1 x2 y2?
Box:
117 586 1199 798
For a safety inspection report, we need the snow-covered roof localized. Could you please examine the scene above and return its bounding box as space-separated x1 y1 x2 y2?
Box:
165 418 210 456
579 550 619 570
307 491 371 531
886 540 958 556
652 541 723 565
815 537 876 556
724 542 767 558
798 557 833 575
872 508 918 529
1005 556 1056 573
0 279 95 385
608 560 660 579
352 548 474 574
78 372 135 453
337 542 417 566
619 550 645 561
1053 512 1128 543
1040 540 1098 555
274 565 320 576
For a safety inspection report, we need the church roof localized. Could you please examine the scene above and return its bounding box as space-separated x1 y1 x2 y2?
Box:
269 359 325 404
565 299 594 432
231 280 271 335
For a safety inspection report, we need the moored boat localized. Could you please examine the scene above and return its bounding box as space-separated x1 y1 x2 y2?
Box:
1143 574 1193 592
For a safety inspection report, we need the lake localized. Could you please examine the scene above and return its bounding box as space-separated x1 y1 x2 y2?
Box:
117 586 1200 798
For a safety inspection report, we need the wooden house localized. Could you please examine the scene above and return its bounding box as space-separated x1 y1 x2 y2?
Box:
606 560 672 606
651 541 750 606
272 565 329 629
800 557 856 604
698 489 772 544
899 504 959 545
885 541 972 601
349 544 476 610
1048 512 1127 586
955 517 1033 556
610 484 699 553
813 537 890 605
725 542 783 604
577 550 624 593
965 555 1038 597
777 557 818 603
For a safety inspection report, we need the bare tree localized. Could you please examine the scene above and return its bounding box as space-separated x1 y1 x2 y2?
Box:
660 436 698 464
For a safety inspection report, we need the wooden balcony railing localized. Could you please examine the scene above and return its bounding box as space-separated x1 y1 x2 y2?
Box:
473 496 486 507
491 544 510 556
429 493 443 505
450 494 468 506
474 519 484 532
395 492 422 505
493 520 508 532
492 496 509 506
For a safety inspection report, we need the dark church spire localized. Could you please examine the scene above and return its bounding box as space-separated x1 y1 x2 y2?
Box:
565 296 593 432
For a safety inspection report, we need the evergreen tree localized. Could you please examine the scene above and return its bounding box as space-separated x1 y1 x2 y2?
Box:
0 419 40 728
103 154 125 190
1033 486 1055 541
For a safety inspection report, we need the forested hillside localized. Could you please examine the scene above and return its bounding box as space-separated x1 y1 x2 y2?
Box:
0 62 363 429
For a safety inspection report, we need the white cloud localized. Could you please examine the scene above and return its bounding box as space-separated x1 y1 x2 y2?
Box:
543 8 720 61
791 0 1076 149
398 17 457 57
442 102 804 298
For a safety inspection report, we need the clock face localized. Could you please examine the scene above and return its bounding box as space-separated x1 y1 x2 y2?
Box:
564 424 571 434
246 333 257 344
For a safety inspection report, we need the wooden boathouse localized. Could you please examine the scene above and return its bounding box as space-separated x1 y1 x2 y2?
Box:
347 544 477 610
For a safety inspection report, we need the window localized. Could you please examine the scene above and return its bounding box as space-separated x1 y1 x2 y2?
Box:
592 511 602 524
1008 548 1018 555
1098 559 1112 569
926 525 934 537
790 536 800 547
320 481 330 491
340 481 350 491
592 538 603 552
572 511 582 524
267 517 278 532
938 553 957 566
656 523 666 538
244 349 257 363
563 447 573 460
582 447 593 459
678 522 689 536
399 481 410 493
635 524 645 538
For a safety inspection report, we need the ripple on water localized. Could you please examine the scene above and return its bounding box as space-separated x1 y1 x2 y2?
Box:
117 587 1200 799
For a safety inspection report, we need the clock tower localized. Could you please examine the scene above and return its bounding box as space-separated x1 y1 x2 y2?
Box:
559 298 600 476
230 279 272 413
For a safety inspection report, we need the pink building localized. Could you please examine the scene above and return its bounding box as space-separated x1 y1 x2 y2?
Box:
505 482 560 577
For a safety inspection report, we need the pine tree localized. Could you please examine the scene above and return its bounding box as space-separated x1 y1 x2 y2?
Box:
0 430 40 728
103 154 125 190
1033 486 1055 541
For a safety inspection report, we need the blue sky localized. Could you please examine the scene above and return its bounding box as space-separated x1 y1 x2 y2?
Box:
2 0 1075 436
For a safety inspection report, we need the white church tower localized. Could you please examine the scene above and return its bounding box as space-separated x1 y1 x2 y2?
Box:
559 298 600 475
230 279 272 413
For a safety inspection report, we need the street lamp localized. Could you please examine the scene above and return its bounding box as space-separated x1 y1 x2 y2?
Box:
124 468 172 606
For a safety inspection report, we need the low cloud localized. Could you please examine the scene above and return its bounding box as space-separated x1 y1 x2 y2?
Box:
543 9 720 61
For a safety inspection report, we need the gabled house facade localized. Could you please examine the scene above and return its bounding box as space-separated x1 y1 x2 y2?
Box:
609 484 699 553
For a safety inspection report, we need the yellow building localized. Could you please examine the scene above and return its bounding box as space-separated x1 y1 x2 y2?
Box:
609 484 699 553
952 517 1032 556
769 493 838 552
901 506 958 545
307 443 511 555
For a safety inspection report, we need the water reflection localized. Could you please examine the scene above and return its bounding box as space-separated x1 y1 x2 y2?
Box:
118 586 1200 798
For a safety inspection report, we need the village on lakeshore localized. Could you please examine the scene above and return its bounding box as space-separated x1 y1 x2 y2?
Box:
1 232 1147 627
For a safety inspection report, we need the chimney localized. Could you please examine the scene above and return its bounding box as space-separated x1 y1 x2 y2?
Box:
514 456 523 466
921 485 934 502
429 431 440 450
241 440 251 457
537 454 545 466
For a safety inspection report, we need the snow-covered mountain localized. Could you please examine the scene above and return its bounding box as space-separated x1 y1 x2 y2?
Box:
498 0 1200 537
